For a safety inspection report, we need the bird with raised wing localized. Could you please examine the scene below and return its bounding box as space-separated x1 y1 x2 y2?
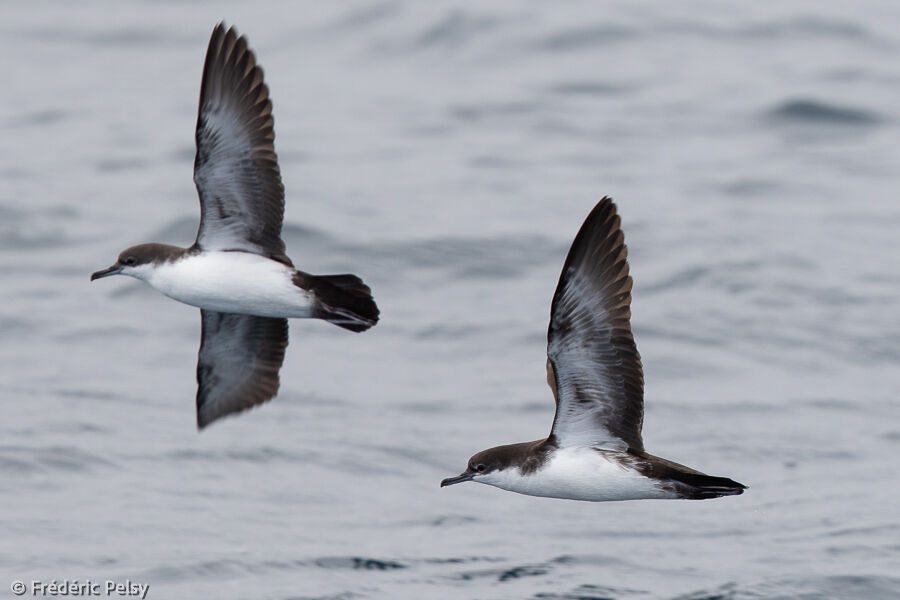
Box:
92 24 379 429
441 198 745 501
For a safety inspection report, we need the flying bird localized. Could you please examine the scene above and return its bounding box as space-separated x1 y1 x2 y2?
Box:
92 23 379 429
441 198 745 501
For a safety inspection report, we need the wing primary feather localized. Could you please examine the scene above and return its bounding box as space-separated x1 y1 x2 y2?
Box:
192 23 290 265
546 198 645 452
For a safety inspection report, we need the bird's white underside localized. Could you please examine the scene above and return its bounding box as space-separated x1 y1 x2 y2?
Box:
133 252 315 318
475 447 675 501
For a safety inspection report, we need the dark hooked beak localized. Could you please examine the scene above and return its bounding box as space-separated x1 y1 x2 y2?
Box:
90 265 122 281
440 471 475 487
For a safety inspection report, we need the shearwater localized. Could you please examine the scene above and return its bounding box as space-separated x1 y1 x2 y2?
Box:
441 198 745 501
91 23 379 429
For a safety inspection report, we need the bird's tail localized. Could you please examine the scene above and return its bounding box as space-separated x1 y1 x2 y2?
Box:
643 453 746 500
310 273 380 332
672 471 747 500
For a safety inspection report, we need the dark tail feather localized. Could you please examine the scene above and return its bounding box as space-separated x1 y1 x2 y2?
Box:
318 274 372 294
310 273 380 332
675 472 747 500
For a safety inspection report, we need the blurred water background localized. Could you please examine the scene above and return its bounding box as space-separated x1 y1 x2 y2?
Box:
2 1 899 598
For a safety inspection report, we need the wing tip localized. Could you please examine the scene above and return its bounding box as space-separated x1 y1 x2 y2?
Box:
551 195 632 314
195 385 282 431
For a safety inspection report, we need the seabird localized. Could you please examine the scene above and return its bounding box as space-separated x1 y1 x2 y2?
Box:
91 23 379 428
441 198 745 501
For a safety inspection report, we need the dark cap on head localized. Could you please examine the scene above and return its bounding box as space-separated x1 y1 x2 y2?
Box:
91 243 188 280
441 441 550 487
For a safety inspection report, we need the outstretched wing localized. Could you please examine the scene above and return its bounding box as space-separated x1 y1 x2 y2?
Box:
193 23 289 263
196 310 289 429
546 198 644 452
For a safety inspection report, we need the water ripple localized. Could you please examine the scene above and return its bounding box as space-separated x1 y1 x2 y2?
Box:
536 24 636 51
412 10 500 50
765 99 881 126
534 584 645 600
163 446 318 465
548 80 634 97
329 2 402 32
314 557 406 570
0 445 116 475
675 575 900 600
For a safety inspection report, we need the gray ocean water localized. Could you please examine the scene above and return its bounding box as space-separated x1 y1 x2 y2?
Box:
2 1 899 598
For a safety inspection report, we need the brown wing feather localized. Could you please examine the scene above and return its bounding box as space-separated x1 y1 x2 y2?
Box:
196 310 288 429
193 23 289 264
546 198 644 451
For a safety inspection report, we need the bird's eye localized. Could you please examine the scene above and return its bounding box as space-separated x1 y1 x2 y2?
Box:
475 464 486 472
123 257 136 266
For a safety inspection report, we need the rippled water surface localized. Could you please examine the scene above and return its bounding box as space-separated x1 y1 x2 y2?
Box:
2 2 899 599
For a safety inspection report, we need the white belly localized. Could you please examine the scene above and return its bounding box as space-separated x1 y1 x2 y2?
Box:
482 447 676 502
144 252 315 318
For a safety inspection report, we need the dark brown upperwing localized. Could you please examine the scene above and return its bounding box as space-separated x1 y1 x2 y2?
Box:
193 23 290 265
546 198 644 452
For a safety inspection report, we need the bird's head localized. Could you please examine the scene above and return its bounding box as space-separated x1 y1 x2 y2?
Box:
440 444 524 488
91 243 179 282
